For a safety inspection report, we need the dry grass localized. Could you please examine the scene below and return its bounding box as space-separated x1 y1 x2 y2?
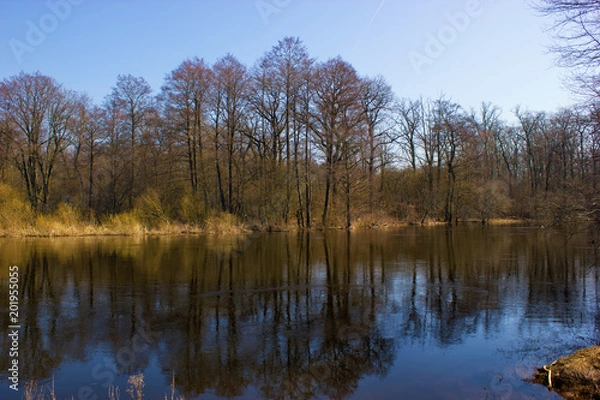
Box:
143 222 203 235
25 373 184 400
0 194 248 237
483 218 526 226
100 212 145 235
34 203 97 236
0 182 34 235
352 211 406 229
417 219 447 227
24 379 41 400
165 372 185 400
108 385 121 400
22 377 56 400
0 207 200 238
203 212 246 234
0 195 528 238
533 346 600 399
126 373 145 400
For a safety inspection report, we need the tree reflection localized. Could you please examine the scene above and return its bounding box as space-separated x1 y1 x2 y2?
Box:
0 227 597 398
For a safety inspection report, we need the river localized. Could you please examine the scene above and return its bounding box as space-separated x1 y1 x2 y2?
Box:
0 226 598 399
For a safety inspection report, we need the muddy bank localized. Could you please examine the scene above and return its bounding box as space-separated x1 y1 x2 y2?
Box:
533 346 600 399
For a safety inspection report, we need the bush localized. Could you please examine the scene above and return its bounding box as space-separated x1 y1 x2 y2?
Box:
204 212 245 234
0 183 33 233
134 189 170 228
102 212 144 235
353 210 402 229
35 203 92 236
179 193 205 224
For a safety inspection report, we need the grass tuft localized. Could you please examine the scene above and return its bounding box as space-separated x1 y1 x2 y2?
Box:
126 373 144 400
0 183 34 234
101 212 145 235
352 211 406 229
23 374 185 400
34 203 94 236
204 212 246 234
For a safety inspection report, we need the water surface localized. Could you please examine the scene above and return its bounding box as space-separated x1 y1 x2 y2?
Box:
0 226 599 399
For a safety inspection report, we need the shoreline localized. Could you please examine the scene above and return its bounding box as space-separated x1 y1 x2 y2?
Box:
0 218 534 238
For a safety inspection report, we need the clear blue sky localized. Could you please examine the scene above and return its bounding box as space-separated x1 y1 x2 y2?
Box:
0 0 574 117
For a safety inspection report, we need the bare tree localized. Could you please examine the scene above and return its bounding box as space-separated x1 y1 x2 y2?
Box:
101 95 128 214
161 58 213 205
0 72 80 212
359 75 393 212
433 98 469 224
270 37 313 225
211 54 249 214
515 107 547 201
469 102 503 180
107 74 153 209
536 0 600 95
70 98 103 219
311 57 362 227
393 98 423 171
247 48 287 223
415 98 443 222
0 110 12 181
4 38 600 228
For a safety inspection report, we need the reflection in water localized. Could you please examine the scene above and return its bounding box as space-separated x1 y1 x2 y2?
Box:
0 227 598 399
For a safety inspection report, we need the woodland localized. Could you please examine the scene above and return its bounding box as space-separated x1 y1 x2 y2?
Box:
1 7 599 233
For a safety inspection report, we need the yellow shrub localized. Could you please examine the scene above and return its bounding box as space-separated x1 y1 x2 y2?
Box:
35 203 91 236
134 189 169 228
180 194 205 224
102 212 144 235
353 211 403 229
0 183 34 233
204 212 245 234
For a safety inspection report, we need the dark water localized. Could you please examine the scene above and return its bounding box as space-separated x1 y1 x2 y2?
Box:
0 226 599 400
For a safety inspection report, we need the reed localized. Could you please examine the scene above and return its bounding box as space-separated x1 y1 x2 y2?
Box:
203 211 246 234
23 373 185 400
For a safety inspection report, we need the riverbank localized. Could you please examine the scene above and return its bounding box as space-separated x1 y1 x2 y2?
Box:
0 184 545 237
532 346 600 399
0 215 528 238
0 210 247 238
